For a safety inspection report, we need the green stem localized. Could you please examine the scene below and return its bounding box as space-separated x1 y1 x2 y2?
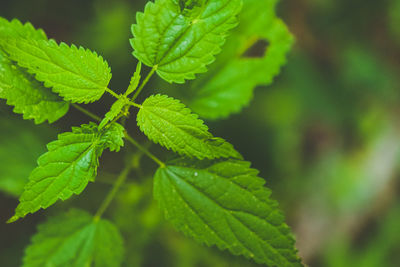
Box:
72 103 101 122
94 165 132 221
129 102 142 109
131 66 157 102
105 88 121 99
124 132 165 168
72 102 162 168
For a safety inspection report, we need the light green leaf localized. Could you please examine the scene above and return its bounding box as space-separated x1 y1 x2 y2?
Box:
182 0 294 119
0 17 69 123
154 158 303 267
137 94 241 160
125 61 142 96
0 51 69 124
131 0 242 83
99 98 127 130
0 117 56 197
9 123 125 222
23 209 124 267
99 122 125 152
0 17 47 40
1 38 112 103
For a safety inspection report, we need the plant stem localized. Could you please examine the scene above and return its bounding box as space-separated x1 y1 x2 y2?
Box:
124 131 165 168
72 103 101 122
131 66 157 102
129 102 142 109
72 101 162 168
94 165 132 221
105 88 121 99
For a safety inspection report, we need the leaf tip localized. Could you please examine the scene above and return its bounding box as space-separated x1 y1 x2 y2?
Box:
7 215 19 224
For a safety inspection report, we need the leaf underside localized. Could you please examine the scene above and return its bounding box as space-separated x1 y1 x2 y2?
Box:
154 158 303 267
23 209 124 267
137 94 242 160
131 0 242 83
9 123 125 222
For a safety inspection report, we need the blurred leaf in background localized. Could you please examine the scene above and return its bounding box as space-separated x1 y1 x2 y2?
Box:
0 116 57 197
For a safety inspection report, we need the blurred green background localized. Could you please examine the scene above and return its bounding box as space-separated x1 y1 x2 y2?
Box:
1 0 400 266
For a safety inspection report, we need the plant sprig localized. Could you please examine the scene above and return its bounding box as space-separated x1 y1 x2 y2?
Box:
0 0 302 266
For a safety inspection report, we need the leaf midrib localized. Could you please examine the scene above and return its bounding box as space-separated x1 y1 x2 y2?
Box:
20 138 96 209
10 39 108 91
156 0 234 67
166 166 294 266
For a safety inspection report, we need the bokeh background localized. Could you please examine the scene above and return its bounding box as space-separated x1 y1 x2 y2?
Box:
1 0 400 266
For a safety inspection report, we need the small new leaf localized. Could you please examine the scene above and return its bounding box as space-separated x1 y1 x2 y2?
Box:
131 0 242 83
137 94 241 160
1 38 112 103
154 158 303 267
125 61 142 96
23 209 124 267
8 123 125 222
99 98 127 130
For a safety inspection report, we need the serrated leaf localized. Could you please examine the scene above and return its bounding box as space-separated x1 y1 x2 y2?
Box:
23 209 124 267
99 98 127 129
125 61 142 96
0 51 69 124
0 17 47 41
183 0 294 119
137 94 241 160
8 123 125 222
0 18 69 123
131 0 242 83
154 158 303 267
0 38 112 103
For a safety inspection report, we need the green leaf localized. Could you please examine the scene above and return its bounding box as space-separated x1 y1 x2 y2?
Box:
154 158 302 267
0 17 47 41
125 61 142 96
0 50 69 124
0 18 69 123
137 94 241 160
23 209 124 267
99 98 127 129
8 123 125 222
131 0 242 83
183 0 294 119
0 118 56 197
1 38 112 103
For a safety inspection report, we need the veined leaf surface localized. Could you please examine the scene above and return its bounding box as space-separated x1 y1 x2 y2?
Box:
154 158 303 266
0 17 69 123
137 94 241 160
176 0 294 119
0 51 69 123
23 209 124 267
131 0 242 83
1 38 112 103
9 123 125 222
